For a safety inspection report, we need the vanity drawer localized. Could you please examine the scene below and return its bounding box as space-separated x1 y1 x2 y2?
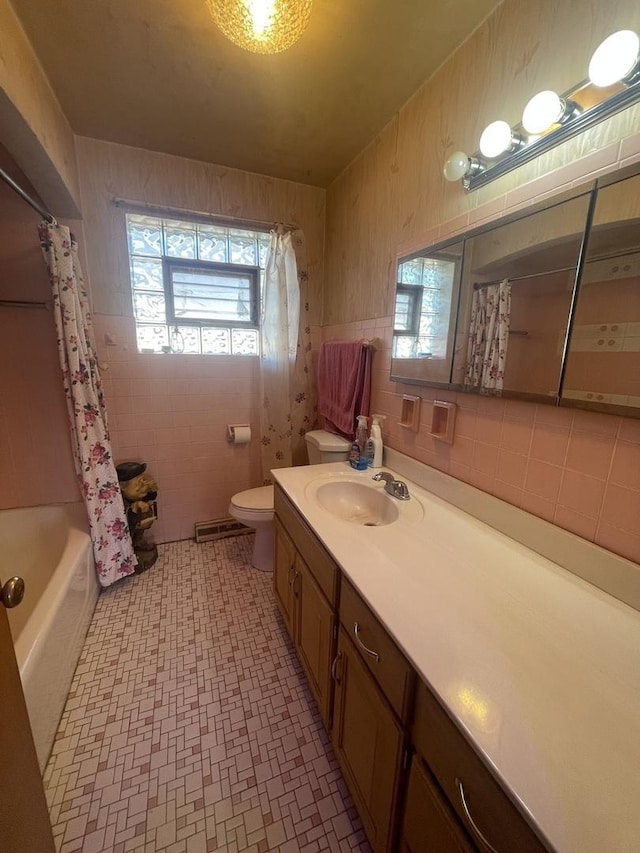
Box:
274 484 339 605
412 679 549 853
339 578 414 722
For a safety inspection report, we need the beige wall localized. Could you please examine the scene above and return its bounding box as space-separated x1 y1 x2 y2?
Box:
76 138 326 542
323 0 640 565
0 0 80 216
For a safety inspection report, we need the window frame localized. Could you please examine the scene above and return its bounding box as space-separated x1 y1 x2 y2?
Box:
164 257 260 329
393 283 423 337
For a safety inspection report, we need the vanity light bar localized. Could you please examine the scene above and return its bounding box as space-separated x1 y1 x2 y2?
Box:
444 29 640 191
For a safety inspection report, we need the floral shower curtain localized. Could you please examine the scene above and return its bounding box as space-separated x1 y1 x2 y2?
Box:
259 228 317 483
464 278 512 392
39 221 135 587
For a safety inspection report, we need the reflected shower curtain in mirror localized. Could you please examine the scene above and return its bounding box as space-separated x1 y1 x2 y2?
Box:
39 222 135 587
260 228 317 482
464 279 511 392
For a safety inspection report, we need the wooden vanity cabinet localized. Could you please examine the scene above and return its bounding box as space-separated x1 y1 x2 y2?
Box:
331 579 414 852
332 626 406 852
293 553 336 726
400 755 475 853
273 516 296 636
411 679 548 853
274 484 549 853
273 486 339 729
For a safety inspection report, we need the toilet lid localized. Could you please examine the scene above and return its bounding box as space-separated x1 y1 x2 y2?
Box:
230 485 274 511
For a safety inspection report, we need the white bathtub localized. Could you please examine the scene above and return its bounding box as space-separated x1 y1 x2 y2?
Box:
3 502 99 770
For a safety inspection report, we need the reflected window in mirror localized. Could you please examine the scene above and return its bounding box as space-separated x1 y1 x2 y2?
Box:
563 172 640 414
452 193 592 400
391 242 463 384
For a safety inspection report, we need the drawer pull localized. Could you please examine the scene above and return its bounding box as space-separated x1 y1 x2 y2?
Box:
456 778 501 853
353 622 380 662
331 651 343 682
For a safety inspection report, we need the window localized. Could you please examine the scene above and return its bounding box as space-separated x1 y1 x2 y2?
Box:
126 213 271 354
393 253 458 359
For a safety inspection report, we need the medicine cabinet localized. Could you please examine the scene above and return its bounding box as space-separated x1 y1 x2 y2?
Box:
391 163 640 418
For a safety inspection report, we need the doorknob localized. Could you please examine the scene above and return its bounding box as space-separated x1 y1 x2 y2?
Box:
1 576 25 608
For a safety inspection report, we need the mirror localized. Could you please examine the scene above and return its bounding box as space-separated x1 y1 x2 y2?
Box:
562 171 640 414
452 193 591 400
391 241 463 385
390 165 640 418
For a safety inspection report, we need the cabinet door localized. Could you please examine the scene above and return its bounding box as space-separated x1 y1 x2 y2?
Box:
332 627 405 852
400 755 474 853
273 517 295 639
294 554 335 729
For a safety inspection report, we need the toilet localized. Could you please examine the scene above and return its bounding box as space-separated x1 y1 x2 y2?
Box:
228 429 352 572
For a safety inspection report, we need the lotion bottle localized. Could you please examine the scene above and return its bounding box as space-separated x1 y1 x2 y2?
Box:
368 414 385 468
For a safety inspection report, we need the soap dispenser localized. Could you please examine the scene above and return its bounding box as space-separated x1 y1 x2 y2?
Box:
368 414 385 468
350 415 369 470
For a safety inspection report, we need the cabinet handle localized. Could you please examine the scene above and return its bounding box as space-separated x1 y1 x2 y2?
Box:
331 651 343 682
353 622 380 662
289 566 297 589
456 778 501 853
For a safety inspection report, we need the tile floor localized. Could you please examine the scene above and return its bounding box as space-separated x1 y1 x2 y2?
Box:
44 535 369 853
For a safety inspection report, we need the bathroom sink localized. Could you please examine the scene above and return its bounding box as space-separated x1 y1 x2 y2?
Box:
313 480 399 526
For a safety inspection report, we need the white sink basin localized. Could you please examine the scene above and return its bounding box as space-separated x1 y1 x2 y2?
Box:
314 480 399 526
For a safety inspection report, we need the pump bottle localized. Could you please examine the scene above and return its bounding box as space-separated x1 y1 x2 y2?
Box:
368 414 385 468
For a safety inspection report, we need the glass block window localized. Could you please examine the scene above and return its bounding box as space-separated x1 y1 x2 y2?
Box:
126 213 270 355
393 255 457 359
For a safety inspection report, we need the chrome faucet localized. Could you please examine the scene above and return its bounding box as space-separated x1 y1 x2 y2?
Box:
372 471 411 501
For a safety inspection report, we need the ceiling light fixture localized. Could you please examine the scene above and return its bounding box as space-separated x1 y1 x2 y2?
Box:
521 90 578 135
208 0 313 55
443 151 482 183
479 120 522 158
444 27 640 191
589 30 640 87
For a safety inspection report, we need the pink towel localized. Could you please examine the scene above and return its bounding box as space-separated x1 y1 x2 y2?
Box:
317 341 372 439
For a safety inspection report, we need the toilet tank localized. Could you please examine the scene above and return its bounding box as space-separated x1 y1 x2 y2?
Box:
304 430 351 464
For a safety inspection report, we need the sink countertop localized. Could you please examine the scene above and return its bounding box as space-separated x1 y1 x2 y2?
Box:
272 461 640 853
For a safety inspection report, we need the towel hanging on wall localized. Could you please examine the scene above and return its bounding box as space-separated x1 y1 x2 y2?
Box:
317 340 373 439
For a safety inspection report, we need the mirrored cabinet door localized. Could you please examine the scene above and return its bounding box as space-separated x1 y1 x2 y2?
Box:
391 241 464 385
562 172 640 415
451 193 592 400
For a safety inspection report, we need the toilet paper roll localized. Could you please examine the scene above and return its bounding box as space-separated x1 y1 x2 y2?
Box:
227 424 251 445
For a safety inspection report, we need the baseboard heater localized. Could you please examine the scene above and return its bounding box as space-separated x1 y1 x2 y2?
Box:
194 517 251 543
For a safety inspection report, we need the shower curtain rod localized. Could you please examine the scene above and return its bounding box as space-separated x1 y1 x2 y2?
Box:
473 245 640 290
112 197 297 232
473 265 575 289
0 167 56 224
0 298 49 309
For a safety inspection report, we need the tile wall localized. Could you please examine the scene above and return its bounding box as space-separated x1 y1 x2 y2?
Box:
94 315 262 545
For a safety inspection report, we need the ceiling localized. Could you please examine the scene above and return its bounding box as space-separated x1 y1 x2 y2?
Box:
11 0 499 187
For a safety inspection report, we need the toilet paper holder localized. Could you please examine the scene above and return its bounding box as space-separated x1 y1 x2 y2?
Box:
227 424 251 444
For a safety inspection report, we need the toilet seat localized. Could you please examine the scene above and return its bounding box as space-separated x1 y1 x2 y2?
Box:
229 485 274 520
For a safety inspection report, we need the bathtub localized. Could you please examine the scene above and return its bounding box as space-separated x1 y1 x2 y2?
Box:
2 502 99 770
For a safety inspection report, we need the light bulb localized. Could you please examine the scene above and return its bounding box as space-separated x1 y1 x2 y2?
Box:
246 0 276 36
522 90 566 134
479 120 515 158
443 151 471 182
589 30 640 87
